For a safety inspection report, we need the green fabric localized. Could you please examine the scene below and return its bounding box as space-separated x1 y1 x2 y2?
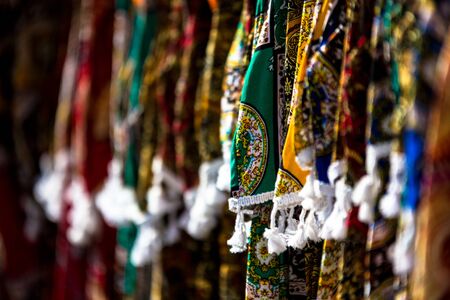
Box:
230 0 289 298
117 3 157 295
129 8 157 109
117 224 138 295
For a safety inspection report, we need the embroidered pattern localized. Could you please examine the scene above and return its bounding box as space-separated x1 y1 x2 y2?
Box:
234 103 269 196
274 169 302 197
255 12 271 49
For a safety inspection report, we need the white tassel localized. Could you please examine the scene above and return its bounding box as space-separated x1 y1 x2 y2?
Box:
332 179 352 240
352 175 373 205
264 228 287 254
186 185 217 240
320 208 337 240
147 185 179 216
130 219 162 267
353 143 391 223
178 188 197 229
186 209 217 240
96 159 146 227
34 150 69 222
331 215 348 241
227 210 247 253
366 143 392 172
379 194 401 219
358 200 375 224
314 181 334 223
146 156 183 216
391 210 416 275
304 211 321 242
120 187 147 224
186 159 224 239
288 210 307 249
298 174 316 206
285 208 297 235
295 146 314 170
264 202 287 254
67 178 100 247
278 210 287 232
379 152 405 218
203 159 226 210
327 159 346 185
216 162 231 192
353 173 381 224
205 182 227 213
183 188 197 209
323 178 352 240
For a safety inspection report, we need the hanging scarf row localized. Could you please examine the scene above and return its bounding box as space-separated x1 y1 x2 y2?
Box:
34 0 450 299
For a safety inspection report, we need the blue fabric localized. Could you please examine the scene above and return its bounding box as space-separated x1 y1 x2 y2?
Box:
403 129 424 210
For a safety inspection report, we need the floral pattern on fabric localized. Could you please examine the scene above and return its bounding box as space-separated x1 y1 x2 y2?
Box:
274 169 302 197
246 204 289 300
233 103 269 197
317 241 344 299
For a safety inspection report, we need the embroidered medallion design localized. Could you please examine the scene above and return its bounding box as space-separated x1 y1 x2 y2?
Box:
234 103 268 196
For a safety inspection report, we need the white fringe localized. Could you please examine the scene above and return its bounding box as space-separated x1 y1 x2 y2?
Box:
379 152 405 218
146 156 183 216
66 178 100 247
295 146 314 170
227 210 247 253
186 159 225 240
130 218 162 267
353 143 391 224
95 159 146 227
34 150 70 222
391 210 416 275
228 191 274 213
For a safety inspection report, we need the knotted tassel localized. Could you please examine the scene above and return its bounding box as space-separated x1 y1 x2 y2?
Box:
320 159 350 239
353 174 381 224
288 209 307 249
379 152 405 218
227 210 247 253
264 202 287 254
264 227 287 254
147 185 177 215
320 208 337 240
146 156 182 216
327 159 346 185
96 159 146 227
67 178 100 247
296 146 314 170
216 163 231 192
314 181 334 223
285 208 298 235
130 218 162 267
331 178 353 240
186 201 217 240
391 210 415 275
298 174 316 205
203 159 225 208
353 143 391 223
304 211 321 242
34 150 69 222
187 159 224 239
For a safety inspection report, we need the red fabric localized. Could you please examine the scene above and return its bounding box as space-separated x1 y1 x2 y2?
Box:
52 0 115 299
